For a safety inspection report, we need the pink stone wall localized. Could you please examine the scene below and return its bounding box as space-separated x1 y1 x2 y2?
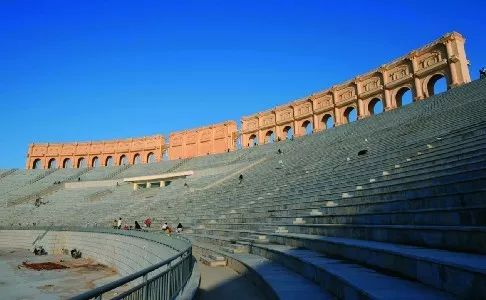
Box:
27 135 165 169
168 121 237 160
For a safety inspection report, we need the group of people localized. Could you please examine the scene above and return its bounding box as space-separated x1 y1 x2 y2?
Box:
113 217 141 230
162 222 184 234
112 217 183 234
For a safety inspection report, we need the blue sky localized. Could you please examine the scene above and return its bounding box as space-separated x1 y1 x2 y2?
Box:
0 0 484 168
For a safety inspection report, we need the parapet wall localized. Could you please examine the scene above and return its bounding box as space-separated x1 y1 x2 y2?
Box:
168 121 238 160
27 135 165 170
25 32 471 168
0 229 179 276
241 31 470 147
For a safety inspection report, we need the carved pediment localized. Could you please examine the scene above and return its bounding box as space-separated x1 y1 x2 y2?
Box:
77 144 90 154
199 130 212 142
336 86 356 103
312 94 333 111
104 143 116 153
32 147 47 156
132 140 144 150
417 50 444 71
171 135 183 146
361 76 382 94
47 146 60 156
388 64 410 82
144 141 156 149
118 142 130 151
61 145 75 155
276 109 293 122
294 102 312 117
91 144 103 154
186 132 198 144
260 115 275 127
214 127 226 139
245 120 258 131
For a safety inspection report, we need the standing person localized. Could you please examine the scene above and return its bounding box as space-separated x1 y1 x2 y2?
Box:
144 217 152 228
117 217 122 229
162 222 168 231
176 223 183 233
135 221 142 230
112 219 117 229
239 174 243 184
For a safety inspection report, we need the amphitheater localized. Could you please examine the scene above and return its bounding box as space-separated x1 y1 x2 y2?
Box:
1 32 485 299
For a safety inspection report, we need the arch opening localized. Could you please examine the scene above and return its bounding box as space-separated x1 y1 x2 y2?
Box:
368 98 384 115
248 134 258 147
105 156 114 167
77 157 87 168
133 154 141 165
344 107 357 124
396 87 413 107
427 74 448 96
321 114 334 129
32 159 42 170
92 157 100 168
147 152 157 163
119 155 128 166
265 130 275 144
63 158 72 169
302 120 313 135
283 126 294 140
48 158 57 169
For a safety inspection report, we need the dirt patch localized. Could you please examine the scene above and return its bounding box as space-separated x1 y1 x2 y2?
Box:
22 261 68 270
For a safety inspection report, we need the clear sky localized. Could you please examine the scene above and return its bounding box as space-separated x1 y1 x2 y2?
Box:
1 0 484 168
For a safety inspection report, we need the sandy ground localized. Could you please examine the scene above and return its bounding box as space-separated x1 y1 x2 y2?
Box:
195 254 266 300
0 248 127 300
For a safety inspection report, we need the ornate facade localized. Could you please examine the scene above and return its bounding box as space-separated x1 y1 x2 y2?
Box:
241 32 470 147
26 32 471 169
168 121 237 160
27 136 165 169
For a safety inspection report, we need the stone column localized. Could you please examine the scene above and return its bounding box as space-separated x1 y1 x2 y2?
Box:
313 114 321 132
409 55 424 100
444 40 459 86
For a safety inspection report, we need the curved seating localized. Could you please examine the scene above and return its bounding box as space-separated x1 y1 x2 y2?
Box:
1 79 486 298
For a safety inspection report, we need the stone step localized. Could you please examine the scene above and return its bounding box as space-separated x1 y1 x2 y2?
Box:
240 234 269 244
221 243 250 254
292 217 305 224
191 231 486 298
194 225 486 254
199 254 227 267
191 240 333 299
252 243 455 299
202 205 486 227
263 233 486 298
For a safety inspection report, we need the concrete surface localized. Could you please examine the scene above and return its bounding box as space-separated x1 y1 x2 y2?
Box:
195 253 266 300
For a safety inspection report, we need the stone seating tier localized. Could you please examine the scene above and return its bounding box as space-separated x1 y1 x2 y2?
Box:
0 79 485 298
